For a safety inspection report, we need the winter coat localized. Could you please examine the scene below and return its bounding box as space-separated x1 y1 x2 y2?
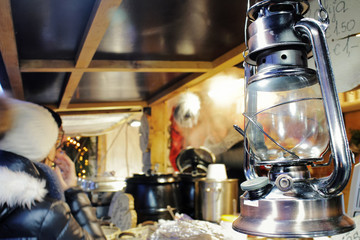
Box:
0 150 106 240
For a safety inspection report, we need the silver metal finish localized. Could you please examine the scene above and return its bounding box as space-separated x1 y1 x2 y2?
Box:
233 190 354 238
247 13 308 64
243 62 258 180
295 18 353 196
79 177 126 192
269 165 310 181
247 0 310 21
195 178 238 223
235 0 355 237
275 174 293 191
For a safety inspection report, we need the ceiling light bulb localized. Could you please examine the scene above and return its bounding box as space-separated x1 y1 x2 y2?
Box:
129 120 141 127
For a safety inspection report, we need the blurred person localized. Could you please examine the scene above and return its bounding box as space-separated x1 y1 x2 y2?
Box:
42 106 65 168
42 106 83 194
0 97 105 240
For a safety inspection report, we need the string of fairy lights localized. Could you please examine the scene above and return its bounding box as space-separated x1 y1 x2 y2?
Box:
65 136 90 178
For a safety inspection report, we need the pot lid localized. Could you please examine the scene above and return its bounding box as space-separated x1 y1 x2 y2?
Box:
176 146 215 174
126 173 178 184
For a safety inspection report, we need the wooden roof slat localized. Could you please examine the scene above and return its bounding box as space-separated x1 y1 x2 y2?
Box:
59 71 84 109
88 60 213 72
59 0 123 109
148 43 246 105
20 59 213 73
20 60 75 72
0 0 24 99
75 0 123 68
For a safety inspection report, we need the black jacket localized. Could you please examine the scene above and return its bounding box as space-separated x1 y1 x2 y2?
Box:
0 150 106 240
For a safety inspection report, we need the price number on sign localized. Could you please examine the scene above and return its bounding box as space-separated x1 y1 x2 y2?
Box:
339 230 360 240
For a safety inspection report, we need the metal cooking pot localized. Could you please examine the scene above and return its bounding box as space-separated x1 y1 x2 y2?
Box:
125 174 180 223
176 173 206 218
78 177 126 219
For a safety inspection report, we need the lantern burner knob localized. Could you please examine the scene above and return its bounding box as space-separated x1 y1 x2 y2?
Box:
275 174 293 191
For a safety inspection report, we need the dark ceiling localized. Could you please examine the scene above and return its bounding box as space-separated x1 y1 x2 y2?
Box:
0 0 247 114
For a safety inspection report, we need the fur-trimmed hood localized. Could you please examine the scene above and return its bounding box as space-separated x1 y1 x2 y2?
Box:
0 150 65 214
0 166 47 209
0 151 48 211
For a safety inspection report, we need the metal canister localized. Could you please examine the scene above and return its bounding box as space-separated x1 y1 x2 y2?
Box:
195 178 238 223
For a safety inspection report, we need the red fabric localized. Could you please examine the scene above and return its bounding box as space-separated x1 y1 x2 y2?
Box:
169 107 184 171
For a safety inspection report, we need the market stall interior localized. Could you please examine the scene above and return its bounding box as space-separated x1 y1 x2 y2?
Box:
1 0 360 239
0 0 247 117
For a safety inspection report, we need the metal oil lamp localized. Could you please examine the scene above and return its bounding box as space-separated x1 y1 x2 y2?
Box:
232 0 355 237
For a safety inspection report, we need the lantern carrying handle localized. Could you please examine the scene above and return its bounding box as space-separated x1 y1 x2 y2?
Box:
295 18 353 196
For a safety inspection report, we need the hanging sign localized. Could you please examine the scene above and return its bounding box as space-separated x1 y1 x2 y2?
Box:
306 0 360 93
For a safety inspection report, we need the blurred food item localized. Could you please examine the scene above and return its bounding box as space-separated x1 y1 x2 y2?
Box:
108 192 137 231
100 224 121 240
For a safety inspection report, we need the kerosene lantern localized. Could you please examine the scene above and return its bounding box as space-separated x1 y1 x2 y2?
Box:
233 0 355 237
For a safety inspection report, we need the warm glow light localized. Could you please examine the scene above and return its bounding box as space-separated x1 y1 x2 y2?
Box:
82 170 86 173
176 39 195 55
208 76 244 106
129 120 141 127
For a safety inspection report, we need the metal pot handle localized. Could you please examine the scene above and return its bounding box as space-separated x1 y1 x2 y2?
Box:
205 187 222 201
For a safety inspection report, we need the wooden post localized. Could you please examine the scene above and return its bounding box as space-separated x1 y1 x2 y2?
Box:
96 134 107 176
149 102 170 173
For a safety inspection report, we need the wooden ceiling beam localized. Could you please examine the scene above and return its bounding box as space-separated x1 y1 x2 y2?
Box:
54 101 147 112
57 108 142 116
0 0 24 99
148 43 246 105
20 59 213 72
59 0 123 109
339 91 360 113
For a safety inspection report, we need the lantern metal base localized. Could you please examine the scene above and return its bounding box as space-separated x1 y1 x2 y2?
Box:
233 192 355 238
